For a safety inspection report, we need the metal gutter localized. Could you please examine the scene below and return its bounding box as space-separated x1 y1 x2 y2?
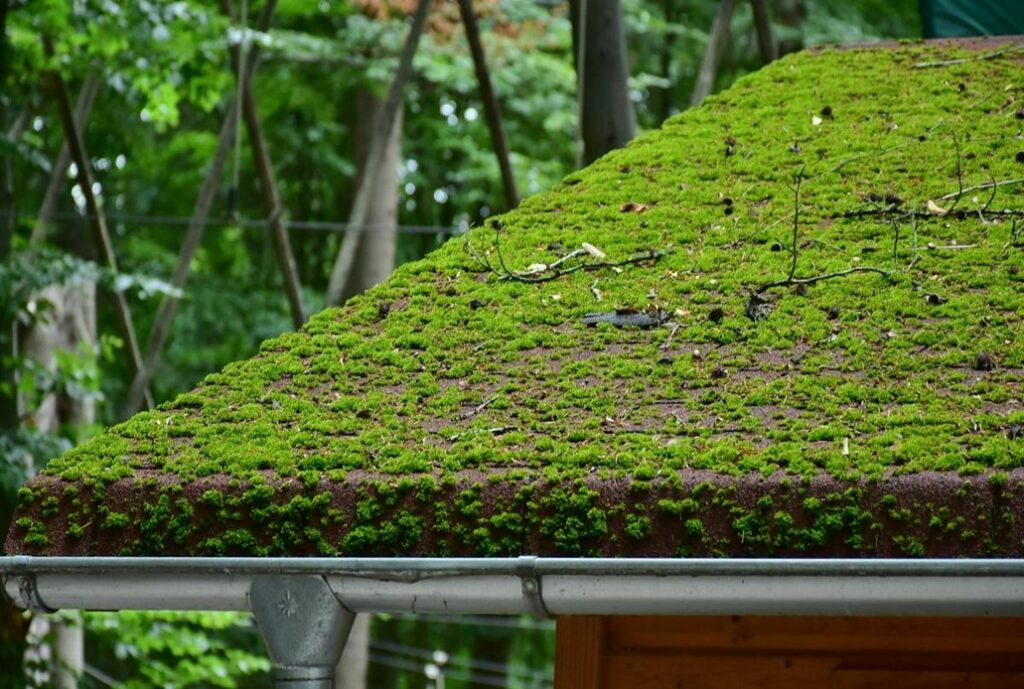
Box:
4 556 1024 617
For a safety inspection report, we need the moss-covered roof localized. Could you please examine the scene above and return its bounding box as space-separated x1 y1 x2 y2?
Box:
8 40 1024 558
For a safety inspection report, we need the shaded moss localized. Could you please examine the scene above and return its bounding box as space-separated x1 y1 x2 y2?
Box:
8 41 1024 557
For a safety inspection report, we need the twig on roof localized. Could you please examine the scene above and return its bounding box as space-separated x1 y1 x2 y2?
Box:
908 216 922 269
891 217 901 265
939 177 1024 201
965 90 998 111
831 120 945 173
462 395 497 420
830 205 903 219
758 266 892 293
786 166 806 284
492 223 671 283
660 322 681 350
980 171 999 218
912 42 1024 69
757 167 891 294
946 132 965 215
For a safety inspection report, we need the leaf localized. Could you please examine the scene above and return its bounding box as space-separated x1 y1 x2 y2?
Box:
581 242 606 258
926 199 948 216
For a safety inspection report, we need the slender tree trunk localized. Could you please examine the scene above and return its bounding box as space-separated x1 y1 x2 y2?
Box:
326 0 428 307
334 614 369 689
32 74 100 246
339 87 401 302
750 0 777 64
773 0 806 56
43 42 153 409
569 0 636 166
0 0 15 263
690 0 737 106
19 271 95 689
457 0 519 209
0 0 8 90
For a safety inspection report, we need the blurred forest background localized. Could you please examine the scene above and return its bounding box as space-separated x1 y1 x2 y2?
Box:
1 0 919 687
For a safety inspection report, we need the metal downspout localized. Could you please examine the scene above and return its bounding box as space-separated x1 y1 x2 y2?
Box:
249 575 355 689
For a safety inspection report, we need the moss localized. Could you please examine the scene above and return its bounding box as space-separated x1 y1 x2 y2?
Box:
9 41 1024 558
102 512 130 529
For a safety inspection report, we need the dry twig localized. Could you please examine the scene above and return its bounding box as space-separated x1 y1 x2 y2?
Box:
492 224 670 283
913 42 1024 69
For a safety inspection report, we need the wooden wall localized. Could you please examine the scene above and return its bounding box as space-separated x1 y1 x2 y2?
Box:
554 615 1024 689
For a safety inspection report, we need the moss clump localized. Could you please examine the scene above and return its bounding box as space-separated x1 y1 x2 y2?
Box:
7 41 1024 558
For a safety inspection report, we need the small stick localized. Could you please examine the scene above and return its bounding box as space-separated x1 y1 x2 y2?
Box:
980 171 999 217
946 133 964 214
908 216 921 269
589 279 602 301
462 395 496 419
891 217 900 265
913 42 1024 69
758 266 891 292
786 165 806 283
660 322 680 350
939 177 1024 201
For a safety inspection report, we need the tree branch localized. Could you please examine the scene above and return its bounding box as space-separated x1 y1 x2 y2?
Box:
325 0 430 307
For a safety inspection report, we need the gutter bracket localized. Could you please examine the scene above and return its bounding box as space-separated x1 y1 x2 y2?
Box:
516 555 549 620
249 575 355 689
16 573 55 614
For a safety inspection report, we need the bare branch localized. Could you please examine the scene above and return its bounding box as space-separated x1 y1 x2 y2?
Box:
786 166 806 283
980 170 999 217
913 42 1024 68
759 266 892 292
946 132 964 214
939 177 1024 201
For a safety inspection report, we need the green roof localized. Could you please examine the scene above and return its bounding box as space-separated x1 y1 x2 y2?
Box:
8 41 1024 558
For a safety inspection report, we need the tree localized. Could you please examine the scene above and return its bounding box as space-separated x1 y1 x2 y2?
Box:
336 85 403 302
569 0 636 166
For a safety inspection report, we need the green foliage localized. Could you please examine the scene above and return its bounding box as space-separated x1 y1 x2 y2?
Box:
84 611 271 688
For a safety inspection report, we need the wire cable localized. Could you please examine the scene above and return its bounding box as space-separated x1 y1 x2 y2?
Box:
0 209 460 235
385 614 557 630
369 651 551 689
369 639 552 682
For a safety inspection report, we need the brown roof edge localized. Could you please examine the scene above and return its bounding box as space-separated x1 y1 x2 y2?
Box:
7 468 1024 558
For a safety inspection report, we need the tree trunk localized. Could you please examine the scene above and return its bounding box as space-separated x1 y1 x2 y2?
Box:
19 281 97 431
19 274 95 689
569 0 636 166
325 0 427 308
339 86 401 302
334 613 369 689
690 0 737 106
658 0 678 123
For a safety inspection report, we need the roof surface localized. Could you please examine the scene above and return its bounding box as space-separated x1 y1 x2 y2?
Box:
7 40 1024 558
